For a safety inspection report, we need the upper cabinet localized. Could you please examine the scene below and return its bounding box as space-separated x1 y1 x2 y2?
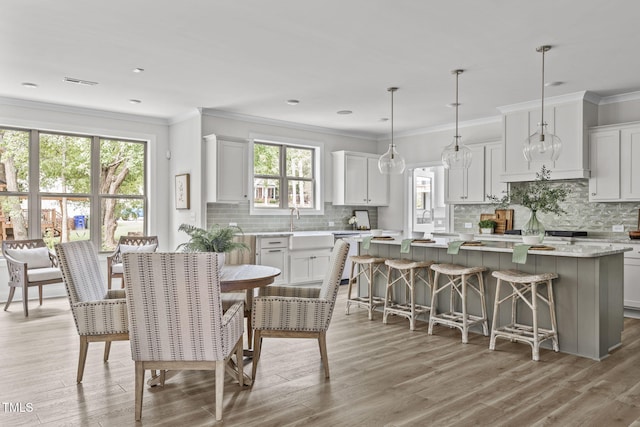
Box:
499 92 598 182
332 151 389 206
204 135 248 202
485 142 508 198
445 144 485 203
589 122 640 202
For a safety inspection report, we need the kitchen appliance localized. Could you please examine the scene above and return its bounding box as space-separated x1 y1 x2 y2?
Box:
333 231 361 282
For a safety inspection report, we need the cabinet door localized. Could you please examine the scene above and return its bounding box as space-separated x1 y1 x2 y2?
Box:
621 126 640 200
624 250 640 309
446 167 466 203
311 250 332 282
464 145 486 202
344 155 368 205
485 143 508 199
289 252 313 284
259 248 287 285
366 157 389 205
589 130 620 201
503 110 531 179
217 140 248 202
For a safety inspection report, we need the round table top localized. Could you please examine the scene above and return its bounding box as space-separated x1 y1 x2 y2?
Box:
220 264 281 292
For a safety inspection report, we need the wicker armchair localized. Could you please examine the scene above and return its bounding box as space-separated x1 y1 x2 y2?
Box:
55 241 129 383
251 239 349 380
2 239 64 316
106 235 158 289
123 252 244 422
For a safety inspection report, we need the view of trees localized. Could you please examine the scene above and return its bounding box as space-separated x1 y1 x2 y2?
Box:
0 128 145 250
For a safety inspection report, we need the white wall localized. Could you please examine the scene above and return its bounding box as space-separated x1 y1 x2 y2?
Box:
0 99 171 303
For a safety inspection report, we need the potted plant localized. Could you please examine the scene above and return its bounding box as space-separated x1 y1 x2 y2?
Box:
177 223 248 269
487 165 567 239
478 219 497 234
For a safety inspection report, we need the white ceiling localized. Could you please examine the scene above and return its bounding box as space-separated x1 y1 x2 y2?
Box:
2 1 639 139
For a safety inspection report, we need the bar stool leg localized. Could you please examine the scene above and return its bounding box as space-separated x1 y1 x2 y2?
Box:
345 261 357 315
547 279 560 352
477 272 489 336
409 268 416 331
532 282 540 361
367 263 375 320
383 265 392 325
461 274 469 344
489 278 502 351
428 271 440 335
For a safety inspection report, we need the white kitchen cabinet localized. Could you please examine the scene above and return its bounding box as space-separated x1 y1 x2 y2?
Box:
624 247 640 313
445 144 485 204
332 151 389 206
588 122 640 202
256 236 288 285
289 249 332 284
589 129 620 201
499 94 597 182
484 142 508 199
204 135 248 202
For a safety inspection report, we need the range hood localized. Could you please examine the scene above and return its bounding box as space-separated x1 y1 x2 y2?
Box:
498 91 600 182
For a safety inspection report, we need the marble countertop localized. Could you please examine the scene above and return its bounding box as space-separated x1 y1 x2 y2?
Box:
360 236 632 258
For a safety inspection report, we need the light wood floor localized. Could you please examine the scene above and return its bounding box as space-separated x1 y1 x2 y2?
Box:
3 287 640 426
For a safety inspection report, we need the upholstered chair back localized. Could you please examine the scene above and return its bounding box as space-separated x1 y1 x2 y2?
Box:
123 252 242 362
56 241 107 304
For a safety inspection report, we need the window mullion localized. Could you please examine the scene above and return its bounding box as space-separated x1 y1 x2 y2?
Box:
90 136 100 248
281 146 287 209
29 130 41 239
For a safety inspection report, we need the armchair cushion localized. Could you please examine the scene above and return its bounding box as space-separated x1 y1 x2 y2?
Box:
252 296 333 332
5 247 52 269
119 243 157 254
111 263 124 275
27 267 63 282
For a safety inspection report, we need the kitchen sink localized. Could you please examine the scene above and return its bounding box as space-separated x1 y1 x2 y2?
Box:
289 232 334 250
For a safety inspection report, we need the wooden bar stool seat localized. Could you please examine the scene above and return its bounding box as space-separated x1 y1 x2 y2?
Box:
490 269 559 361
346 255 388 320
428 263 488 343
383 259 434 331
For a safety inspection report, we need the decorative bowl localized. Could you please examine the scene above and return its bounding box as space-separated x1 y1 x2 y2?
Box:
522 235 542 245
458 233 474 241
370 229 383 237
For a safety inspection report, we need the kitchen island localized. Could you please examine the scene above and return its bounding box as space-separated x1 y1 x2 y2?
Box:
359 237 631 360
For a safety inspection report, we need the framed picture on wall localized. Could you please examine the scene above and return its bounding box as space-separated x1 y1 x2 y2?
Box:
175 173 190 209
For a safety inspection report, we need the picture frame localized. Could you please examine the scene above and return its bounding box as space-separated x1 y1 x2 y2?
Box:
175 173 190 209
353 210 370 230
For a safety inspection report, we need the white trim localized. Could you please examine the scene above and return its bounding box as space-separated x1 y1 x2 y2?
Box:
383 116 502 141
599 91 640 105
0 96 169 126
497 91 594 113
168 108 201 125
202 108 376 141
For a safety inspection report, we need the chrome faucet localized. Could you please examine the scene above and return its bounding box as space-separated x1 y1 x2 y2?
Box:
290 206 300 232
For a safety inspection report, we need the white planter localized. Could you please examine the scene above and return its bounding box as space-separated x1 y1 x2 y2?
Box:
480 228 494 234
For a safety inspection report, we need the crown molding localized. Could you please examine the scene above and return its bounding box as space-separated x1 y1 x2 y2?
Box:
496 91 595 114
0 96 170 126
200 108 377 141
383 115 502 141
599 90 640 105
168 108 201 125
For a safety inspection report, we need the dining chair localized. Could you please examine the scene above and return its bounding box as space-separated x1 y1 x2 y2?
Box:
251 239 349 380
123 252 244 422
106 235 158 289
55 241 129 383
2 239 64 316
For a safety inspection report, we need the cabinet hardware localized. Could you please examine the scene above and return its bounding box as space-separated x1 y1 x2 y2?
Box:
592 193 596 196
268 249 282 253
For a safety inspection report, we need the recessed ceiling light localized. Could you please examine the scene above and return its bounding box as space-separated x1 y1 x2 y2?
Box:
21 82 38 89
544 81 563 87
129 99 142 104
337 110 352 115
380 117 389 122
64 77 98 86
286 99 300 105
132 68 145 73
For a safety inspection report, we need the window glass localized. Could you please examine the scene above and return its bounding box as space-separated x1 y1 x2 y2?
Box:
253 178 280 207
40 133 91 194
41 197 90 247
254 144 280 176
101 198 145 251
0 129 29 192
288 180 313 208
286 147 312 178
99 139 145 195
0 196 28 240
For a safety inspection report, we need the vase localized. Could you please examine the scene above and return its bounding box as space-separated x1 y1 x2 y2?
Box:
522 209 545 240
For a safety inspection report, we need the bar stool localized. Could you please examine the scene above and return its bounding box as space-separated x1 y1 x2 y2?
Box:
346 255 387 320
428 263 488 343
489 270 559 361
383 259 434 331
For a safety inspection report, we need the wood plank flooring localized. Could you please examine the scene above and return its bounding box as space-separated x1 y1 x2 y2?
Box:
2 287 640 426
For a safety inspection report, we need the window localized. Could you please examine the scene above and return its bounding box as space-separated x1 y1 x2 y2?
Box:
0 127 146 252
253 140 318 211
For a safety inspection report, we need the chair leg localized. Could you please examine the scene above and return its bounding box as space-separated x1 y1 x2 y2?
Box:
215 360 225 421
107 272 112 290
134 362 144 421
104 341 111 362
318 331 330 378
235 338 244 386
4 287 15 311
39 285 43 305
77 336 89 383
22 284 29 317
246 316 253 350
251 330 262 381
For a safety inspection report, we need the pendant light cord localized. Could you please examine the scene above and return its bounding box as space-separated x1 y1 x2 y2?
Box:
541 47 545 132
388 87 397 159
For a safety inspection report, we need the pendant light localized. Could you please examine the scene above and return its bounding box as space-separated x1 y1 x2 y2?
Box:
441 69 472 169
523 45 562 162
378 87 406 175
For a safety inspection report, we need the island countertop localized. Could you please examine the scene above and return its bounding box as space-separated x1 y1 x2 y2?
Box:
357 236 632 258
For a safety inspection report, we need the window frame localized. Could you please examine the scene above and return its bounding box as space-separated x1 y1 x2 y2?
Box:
249 135 324 216
0 125 148 252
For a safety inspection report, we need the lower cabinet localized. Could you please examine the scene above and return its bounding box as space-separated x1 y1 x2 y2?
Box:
624 247 640 313
289 249 332 285
256 236 288 286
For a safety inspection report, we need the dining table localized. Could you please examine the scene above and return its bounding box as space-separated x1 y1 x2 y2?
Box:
147 263 281 387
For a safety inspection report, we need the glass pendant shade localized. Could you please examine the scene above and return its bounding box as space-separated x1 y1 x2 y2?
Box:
378 143 406 174
523 122 562 162
378 87 405 174
442 136 472 170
